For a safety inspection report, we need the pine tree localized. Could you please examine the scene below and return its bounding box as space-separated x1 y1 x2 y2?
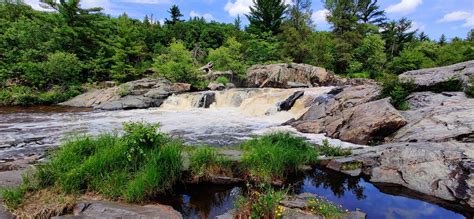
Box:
381 18 416 60
165 5 183 25
356 0 386 26
234 15 242 30
418 32 429 41
246 0 287 35
439 34 447 46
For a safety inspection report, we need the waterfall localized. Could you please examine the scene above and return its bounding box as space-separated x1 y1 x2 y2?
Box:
159 87 334 119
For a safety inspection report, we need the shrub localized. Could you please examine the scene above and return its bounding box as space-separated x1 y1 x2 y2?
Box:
466 78 474 98
380 77 415 110
208 37 247 76
117 84 131 97
235 186 285 218
307 197 346 218
317 139 352 157
215 76 230 85
43 52 83 86
241 133 318 183
153 40 201 85
0 85 83 106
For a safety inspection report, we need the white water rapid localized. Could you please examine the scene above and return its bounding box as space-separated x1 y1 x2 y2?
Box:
0 87 362 162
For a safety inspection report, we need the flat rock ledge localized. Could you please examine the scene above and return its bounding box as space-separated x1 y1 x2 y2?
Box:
60 78 191 110
52 201 182 219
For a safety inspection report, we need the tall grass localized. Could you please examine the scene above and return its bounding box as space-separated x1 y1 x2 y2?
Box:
189 146 232 179
241 133 318 183
2 122 184 208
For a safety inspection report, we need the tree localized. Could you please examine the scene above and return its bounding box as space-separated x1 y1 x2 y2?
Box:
233 15 242 30
350 34 386 74
244 33 282 64
418 31 429 41
208 37 247 76
152 40 199 84
439 34 447 46
381 18 416 60
43 52 82 86
279 0 313 63
356 0 386 26
165 5 183 25
246 0 287 35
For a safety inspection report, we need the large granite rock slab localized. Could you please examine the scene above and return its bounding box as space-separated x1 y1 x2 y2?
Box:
60 78 191 110
391 92 474 143
290 85 406 145
399 60 474 91
247 63 338 88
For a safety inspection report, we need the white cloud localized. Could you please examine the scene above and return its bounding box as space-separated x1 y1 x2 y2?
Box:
22 0 53 11
386 0 423 14
224 0 292 17
311 9 329 26
437 11 474 28
190 11 215 21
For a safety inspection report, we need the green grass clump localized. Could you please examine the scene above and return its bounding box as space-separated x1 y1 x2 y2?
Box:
241 133 318 183
307 197 346 218
317 139 352 157
189 146 232 179
3 121 184 208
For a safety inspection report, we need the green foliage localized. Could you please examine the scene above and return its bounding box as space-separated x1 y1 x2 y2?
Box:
307 197 346 218
241 133 318 183
208 37 247 76
43 52 83 86
380 77 415 110
0 85 83 106
317 139 352 157
246 0 288 35
6 122 184 206
118 83 131 97
235 186 286 218
1 187 25 209
153 40 201 85
388 49 433 74
215 76 230 85
350 34 386 74
243 33 282 65
466 78 474 98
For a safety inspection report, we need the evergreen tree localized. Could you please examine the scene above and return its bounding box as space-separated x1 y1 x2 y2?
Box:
381 18 416 60
356 0 386 26
246 0 287 35
165 5 183 25
439 34 447 46
418 31 430 41
234 15 242 30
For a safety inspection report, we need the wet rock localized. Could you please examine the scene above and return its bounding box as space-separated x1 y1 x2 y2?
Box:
54 201 182 219
391 92 474 143
96 95 164 110
59 87 120 108
399 60 474 92
247 63 338 88
144 88 170 99
278 91 305 111
288 81 310 88
225 83 236 89
208 82 225 91
197 92 216 108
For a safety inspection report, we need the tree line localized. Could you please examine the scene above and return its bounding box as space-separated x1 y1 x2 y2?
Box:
0 0 473 105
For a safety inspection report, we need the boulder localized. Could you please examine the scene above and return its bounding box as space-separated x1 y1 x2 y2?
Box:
399 60 474 92
391 92 474 143
197 92 216 108
290 85 406 145
278 91 305 111
60 78 191 110
247 63 337 88
53 201 182 219
207 82 225 91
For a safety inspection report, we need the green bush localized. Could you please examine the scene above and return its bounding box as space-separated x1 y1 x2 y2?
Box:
6 122 184 207
235 186 285 218
241 133 318 183
380 77 415 110
0 85 83 106
215 76 230 85
208 37 247 76
43 52 83 86
466 78 474 98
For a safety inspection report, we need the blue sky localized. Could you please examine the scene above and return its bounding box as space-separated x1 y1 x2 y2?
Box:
24 0 474 40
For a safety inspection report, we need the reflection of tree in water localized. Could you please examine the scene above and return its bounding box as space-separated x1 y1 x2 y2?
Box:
176 184 241 219
308 168 367 200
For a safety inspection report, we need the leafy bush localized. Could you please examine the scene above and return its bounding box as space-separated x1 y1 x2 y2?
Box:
208 37 247 76
380 77 415 110
0 85 83 106
466 78 474 98
153 40 201 85
43 52 83 86
241 133 318 183
215 76 230 85
117 84 131 97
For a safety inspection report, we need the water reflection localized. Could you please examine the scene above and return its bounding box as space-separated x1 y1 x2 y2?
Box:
155 183 241 219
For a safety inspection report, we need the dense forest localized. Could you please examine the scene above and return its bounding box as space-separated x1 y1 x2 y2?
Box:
0 0 473 106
